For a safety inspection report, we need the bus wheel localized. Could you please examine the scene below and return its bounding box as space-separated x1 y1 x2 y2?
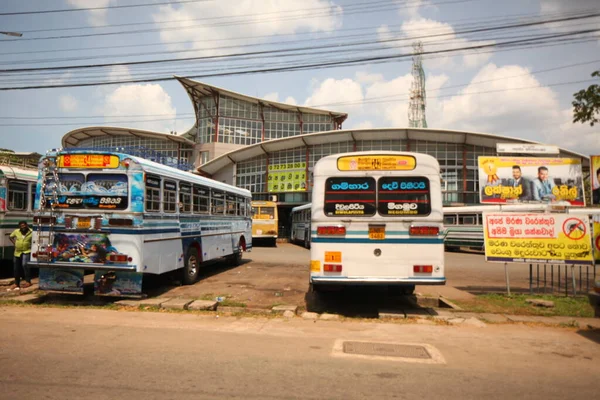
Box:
228 247 243 266
182 247 200 285
402 285 415 295
305 283 326 313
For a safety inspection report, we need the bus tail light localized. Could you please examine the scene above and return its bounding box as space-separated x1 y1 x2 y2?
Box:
414 265 433 273
65 217 73 228
93 218 103 230
317 226 346 236
324 264 342 272
33 216 56 225
107 254 132 263
108 218 133 226
409 226 439 236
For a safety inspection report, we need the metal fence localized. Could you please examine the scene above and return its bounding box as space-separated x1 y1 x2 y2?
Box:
528 264 597 296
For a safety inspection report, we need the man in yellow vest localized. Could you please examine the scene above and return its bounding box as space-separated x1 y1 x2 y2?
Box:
7 221 33 291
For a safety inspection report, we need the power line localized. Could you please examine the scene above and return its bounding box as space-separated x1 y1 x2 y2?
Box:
0 78 595 127
2 12 598 75
0 0 213 16
0 1 475 42
1 29 599 91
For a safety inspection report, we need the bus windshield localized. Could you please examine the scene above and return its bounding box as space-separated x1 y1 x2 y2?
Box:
45 173 128 210
253 206 276 219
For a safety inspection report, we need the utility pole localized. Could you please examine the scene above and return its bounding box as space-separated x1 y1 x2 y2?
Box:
408 42 427 128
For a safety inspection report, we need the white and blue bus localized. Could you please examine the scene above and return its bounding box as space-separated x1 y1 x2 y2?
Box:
309 151 445 299
290 202 312 249
0 164 38 266
30 150 252 297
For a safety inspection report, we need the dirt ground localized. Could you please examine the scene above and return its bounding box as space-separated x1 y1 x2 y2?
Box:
148 243 311 309
148 242 545 310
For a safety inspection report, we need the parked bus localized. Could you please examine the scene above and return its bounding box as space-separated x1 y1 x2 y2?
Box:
443 204 600 252
30 150 252 297
0 164 38 265
251 200 278 246
290 203 311 248
309 151 445 304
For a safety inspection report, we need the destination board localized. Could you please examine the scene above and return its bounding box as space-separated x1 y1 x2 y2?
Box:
58 154 120 169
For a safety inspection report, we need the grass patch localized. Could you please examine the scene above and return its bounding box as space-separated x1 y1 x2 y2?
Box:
454 293 593 318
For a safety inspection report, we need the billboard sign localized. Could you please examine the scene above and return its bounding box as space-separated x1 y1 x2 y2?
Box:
478 157 585 206
496 143 559 154
591 155 600 206
483 212 593 265
267 162 306 192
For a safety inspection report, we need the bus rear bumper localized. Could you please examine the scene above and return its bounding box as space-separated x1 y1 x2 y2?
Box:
29 261 137 271
310 276 446 285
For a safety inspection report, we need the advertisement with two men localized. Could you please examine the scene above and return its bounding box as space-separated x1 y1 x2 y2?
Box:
592 155 600 206
478 157 585 205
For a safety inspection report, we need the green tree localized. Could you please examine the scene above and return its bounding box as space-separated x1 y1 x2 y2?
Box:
572 70 600 126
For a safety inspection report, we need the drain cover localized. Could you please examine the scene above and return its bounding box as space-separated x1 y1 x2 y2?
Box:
342 341 431 359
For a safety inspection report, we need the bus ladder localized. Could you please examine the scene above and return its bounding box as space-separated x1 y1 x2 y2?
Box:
35 156 61 255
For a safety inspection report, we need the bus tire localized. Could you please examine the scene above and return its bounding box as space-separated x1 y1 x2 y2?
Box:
182 247 200 285
402 285 415 295
305 283 327 313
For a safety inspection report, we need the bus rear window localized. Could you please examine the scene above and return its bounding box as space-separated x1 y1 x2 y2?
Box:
254 207 275 219
46 173 128 210
377 177 431 216
324 177 376 217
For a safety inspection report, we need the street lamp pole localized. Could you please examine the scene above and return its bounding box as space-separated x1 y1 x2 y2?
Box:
0 31 23 37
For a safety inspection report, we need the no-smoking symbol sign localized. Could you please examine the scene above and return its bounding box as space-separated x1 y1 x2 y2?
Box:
562 218 586 240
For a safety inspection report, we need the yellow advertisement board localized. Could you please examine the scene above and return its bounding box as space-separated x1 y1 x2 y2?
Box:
267 162 306 192
58 154 120 169
337 155 416 171
593 216 600 264
592 155 600 205
478 157 584 205
483 212 593 265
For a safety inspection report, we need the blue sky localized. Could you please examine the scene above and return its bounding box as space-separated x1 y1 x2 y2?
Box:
0 0 598 155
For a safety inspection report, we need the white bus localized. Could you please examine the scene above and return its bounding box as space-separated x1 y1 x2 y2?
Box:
30 150 252 297
0 164 38 265
290 203 311 248
309 151 445 301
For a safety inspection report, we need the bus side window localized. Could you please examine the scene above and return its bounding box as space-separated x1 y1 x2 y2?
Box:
163 181 177 213
211 190 224 215
29 182 36 211
179 183 192 213
145 175 161 212
236 196 245 216
459 214 476 225
192 185 209 214
226 193 236 216
444 215 457 225
8 180 28 211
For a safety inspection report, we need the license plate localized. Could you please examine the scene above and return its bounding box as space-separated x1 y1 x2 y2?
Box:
324 251 342 263
369 226 385 240
77 218 91 229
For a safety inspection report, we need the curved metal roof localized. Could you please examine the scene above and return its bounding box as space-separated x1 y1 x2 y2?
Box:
176 76 348 123
199 127 588 175
62 126 196 148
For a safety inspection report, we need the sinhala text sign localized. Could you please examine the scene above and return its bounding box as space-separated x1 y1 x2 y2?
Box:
483 212 594 265
478 157 584 205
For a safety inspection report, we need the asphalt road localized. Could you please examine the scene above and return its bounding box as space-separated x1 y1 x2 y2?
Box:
0 306 598 400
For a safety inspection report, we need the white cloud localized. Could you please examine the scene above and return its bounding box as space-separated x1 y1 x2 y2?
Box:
304 78 364 113
283 96 298 105
67 0 112 27
262 92 280 102
396 0 433 19
355 71 384 84
429 63 599 155
102 84 182 133
59 95 78 112
153 0 342 54
393 18 494 70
